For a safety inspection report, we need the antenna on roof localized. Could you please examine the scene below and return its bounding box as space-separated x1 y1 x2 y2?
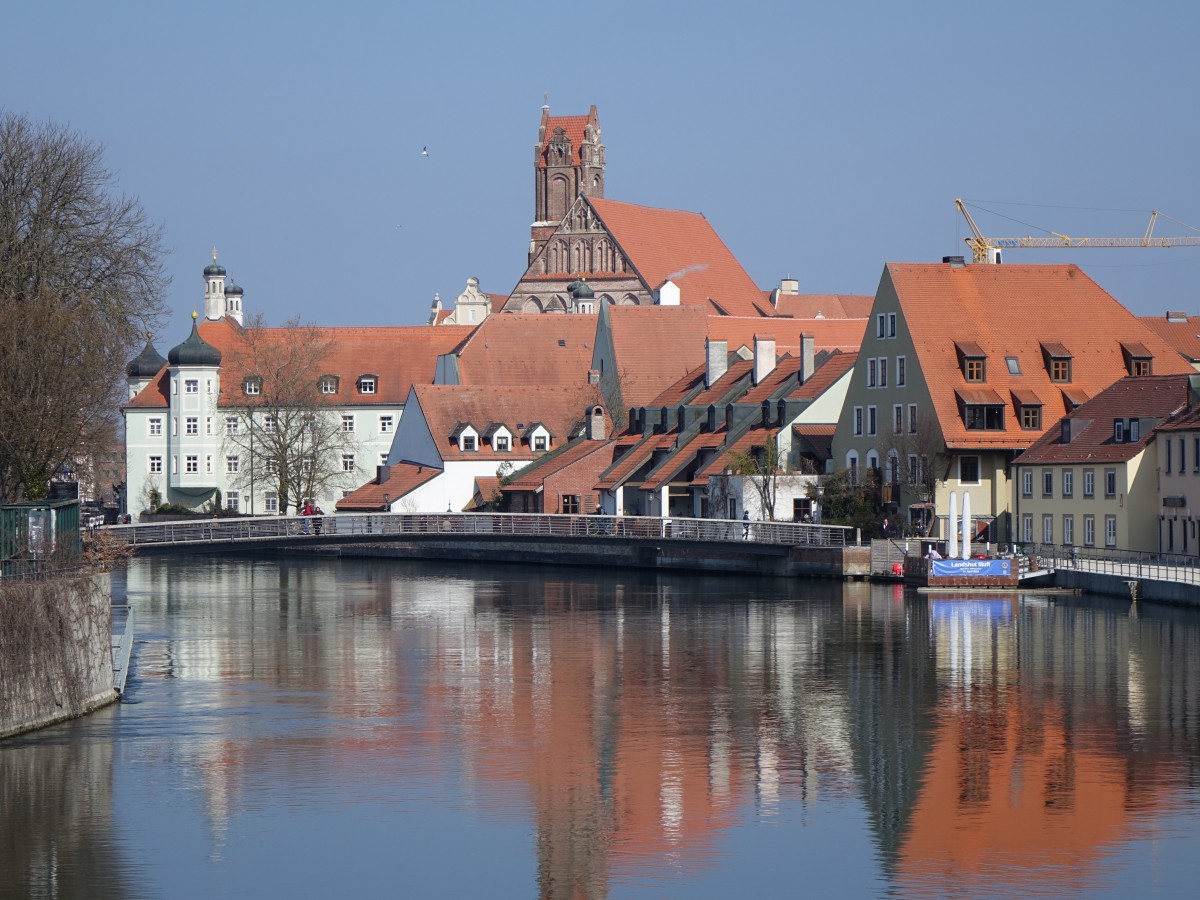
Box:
543 91 549 110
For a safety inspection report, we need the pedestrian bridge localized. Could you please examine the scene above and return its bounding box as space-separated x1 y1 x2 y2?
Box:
103 511 857 551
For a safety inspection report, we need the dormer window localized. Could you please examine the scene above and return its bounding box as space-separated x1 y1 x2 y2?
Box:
243 376 262 396
357 375 377 395
1130 419 1140 441
958 389 1004 430
495 435 509 451
955 341 986 382
1041 342 1072 383
1114 419 1125 443
533 435 547 451
319 375 339 395
1120 342 1153 376
462 435 476 451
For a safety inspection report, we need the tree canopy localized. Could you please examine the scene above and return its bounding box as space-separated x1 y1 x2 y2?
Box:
0 112 168 500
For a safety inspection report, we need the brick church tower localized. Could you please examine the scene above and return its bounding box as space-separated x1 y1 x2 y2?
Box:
530 104 604 263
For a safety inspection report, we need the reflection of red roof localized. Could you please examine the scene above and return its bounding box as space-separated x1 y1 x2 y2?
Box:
589 198 766 318
335 461 439 510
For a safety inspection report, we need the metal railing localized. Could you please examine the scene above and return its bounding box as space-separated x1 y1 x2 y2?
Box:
101 512 857 550
1020 542 1200 586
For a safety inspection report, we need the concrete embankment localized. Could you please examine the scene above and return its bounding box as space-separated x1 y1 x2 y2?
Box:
292 534 871 580
1 572 119 740
1052 568 1200 607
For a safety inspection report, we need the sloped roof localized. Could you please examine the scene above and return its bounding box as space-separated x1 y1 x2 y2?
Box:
454 314 597 388
335 461 440 510
793 424 837 463
410 384 603 464
596 433 677 489
538 114 590 168
887 263 1195 449
1014 375 1192 465
706 316 866 355
502 436 615 490
606 306 711 408
125 369 170 409
772 293 874 319
1139 313 1200 364
133 318 479 408
588 198 766 318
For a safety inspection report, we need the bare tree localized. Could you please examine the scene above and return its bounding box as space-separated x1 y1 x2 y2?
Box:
0 112 168 500
873 422 949 536
221 315 359 514
726 434 811 522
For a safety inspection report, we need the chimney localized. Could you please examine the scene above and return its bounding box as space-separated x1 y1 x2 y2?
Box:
753 335 776 385
761 399 772 428
779 277 799 295
706 404 717 432
799 332 815 384
656 280 680 306
376 465 391 484
588 368 600 385
942 255 966 268
706 338 728 388
725 405 737 432
587 405 606 441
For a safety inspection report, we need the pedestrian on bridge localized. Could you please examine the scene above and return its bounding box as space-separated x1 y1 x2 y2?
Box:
742 511 751 540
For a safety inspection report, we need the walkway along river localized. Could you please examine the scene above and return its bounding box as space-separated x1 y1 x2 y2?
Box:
2 555 1199 898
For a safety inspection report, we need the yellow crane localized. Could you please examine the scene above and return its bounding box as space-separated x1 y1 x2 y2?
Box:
954 198 1200 263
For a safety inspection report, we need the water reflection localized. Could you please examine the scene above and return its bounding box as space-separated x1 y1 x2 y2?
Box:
2 560 1198 898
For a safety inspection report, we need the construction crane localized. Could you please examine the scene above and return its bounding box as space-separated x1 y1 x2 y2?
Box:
954 198 1200 263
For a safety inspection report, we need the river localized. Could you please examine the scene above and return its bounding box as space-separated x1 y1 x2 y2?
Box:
2 556 1199 898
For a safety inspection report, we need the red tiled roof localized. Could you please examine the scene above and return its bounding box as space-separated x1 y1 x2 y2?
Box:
606 306 711 408
588 198 766 318
706 317 866 355
410 384 604 464
1139 314 1200 363
454 314 597 388
887 263 1195 450
502 437 614 490
537 114 589 168
596 434 676 489
772 293 874 319
335 461 439 510
174 319 477 407
125 370 170 408
1011 388 1042 407
1014 375 1192 465
643 431 726 491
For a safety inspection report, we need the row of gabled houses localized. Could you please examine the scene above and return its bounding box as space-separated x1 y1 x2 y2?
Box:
120 103 1200 554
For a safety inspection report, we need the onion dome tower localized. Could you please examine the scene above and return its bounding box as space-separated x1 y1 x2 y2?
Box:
203 248 228 320
126 333 167 399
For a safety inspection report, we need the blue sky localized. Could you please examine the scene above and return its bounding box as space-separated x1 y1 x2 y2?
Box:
6 1 1199 349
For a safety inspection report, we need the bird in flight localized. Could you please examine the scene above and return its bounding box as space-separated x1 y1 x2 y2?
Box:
421 146 429 156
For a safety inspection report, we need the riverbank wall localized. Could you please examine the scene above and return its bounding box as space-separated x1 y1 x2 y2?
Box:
1 572 118 740
296 534 871 579
1052 568 1200 607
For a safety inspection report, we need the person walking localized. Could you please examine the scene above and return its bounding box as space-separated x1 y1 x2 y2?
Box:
742 510 751 540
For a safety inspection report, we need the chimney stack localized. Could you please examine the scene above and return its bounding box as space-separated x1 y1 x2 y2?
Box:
706 338 728 388
586 405 606 441
799 332 815 384
753 335 776 385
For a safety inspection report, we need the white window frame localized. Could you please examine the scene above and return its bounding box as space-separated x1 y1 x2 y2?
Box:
265 491 279 513
888 312 897 338
358 376 377 395
1084 515 1095 546
1062 469 1073 498
1022 513 1033 543
878 357 888 388
185 379 198 394
226 491 239 513
148 455 163 474
226 455 239 474
1105 515 1117 547
379 415 394 434
341 414 355 433
1043 514 1054 544
185 455 198 474
1063 515 1074 546
342 453 356 472
1022 470 1033 498
853 406 863 436
893 404 903 435
226 416 240 436
1083 469 1094 498
185 417 199 436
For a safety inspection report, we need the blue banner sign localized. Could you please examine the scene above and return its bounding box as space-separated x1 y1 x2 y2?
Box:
931 558 1011 577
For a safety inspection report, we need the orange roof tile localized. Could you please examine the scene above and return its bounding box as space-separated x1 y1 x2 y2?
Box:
605 306 711 408
502 437 615 490
335 461 440 510
537 114 590 168
887 263 1195 450
186 319 476 407
409 384 603 464
705 316 866 356
454 314 597 388
772 293 874 319
588 198 766 318
125 370 170 408
1139 313 1200 363
596 434 676 489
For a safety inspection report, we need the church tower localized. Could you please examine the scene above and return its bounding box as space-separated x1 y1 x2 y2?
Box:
530 104 604 263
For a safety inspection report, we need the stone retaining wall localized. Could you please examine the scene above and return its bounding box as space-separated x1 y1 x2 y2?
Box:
1 573 117 740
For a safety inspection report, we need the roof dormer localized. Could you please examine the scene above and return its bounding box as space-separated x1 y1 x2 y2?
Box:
483 422 513 452
1120 341 1153 376
1040 342 1073 383
450 422 479 452
954 341 986 382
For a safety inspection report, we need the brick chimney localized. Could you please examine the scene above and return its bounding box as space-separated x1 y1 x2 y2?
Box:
587 405 606 441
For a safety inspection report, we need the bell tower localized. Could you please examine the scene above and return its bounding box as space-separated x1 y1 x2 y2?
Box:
531 104 604 263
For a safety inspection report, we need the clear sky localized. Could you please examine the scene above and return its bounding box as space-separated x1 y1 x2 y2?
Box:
6 0 1199 350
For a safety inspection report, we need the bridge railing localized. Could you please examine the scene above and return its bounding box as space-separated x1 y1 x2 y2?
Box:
1019 542 1200 585
102 512 856 549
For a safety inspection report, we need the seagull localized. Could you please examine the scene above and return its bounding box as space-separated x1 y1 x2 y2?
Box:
421 146 428 156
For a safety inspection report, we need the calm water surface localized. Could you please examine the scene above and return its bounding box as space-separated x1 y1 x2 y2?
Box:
3 556 1200 898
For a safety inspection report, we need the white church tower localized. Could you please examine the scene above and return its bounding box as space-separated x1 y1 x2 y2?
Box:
203 247 227 321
